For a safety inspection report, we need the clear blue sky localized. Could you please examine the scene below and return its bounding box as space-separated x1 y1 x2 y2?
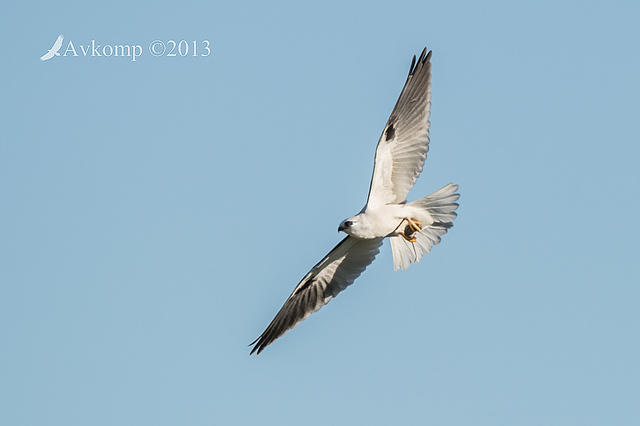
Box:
2 1 639 425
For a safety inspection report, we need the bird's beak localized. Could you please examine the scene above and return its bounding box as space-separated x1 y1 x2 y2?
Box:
338 224 345 232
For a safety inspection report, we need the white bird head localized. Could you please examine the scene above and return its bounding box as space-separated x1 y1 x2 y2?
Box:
338 217 360 234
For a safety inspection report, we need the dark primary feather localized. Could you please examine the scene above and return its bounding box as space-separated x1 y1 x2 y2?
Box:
250 236 383 355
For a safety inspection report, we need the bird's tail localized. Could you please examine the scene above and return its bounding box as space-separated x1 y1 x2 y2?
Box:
389 183 460 271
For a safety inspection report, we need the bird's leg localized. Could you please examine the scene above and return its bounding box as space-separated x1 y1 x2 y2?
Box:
406 218 422 233
401 220 417 243
399 218 422 243
401 233 417 243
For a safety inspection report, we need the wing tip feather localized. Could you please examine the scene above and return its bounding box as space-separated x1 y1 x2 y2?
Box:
409 46 432 76
409 54 417 75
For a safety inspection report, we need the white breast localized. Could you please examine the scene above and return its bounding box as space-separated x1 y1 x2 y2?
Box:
353 204 408 238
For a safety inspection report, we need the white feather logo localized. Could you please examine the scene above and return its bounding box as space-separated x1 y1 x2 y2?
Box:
40 34 64 61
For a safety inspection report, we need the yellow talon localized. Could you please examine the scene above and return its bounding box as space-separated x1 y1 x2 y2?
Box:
407 218 422 233
400 218 420 242
401 232 417 243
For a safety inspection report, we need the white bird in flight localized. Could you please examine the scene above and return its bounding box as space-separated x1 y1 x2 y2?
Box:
40 34 64 61
250 47 460 355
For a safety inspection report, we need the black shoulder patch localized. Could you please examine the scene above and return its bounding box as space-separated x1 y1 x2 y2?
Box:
385 123 395 141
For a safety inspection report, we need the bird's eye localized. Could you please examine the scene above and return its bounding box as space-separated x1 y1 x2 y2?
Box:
344 221 353 227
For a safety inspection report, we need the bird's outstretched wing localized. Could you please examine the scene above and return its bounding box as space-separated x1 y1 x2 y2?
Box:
52 34 64 51
40 51 54 61
366 48 432 208
250 236 383 354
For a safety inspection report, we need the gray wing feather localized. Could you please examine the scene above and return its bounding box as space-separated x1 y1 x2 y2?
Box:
366 48 433 207
250 236 383 354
